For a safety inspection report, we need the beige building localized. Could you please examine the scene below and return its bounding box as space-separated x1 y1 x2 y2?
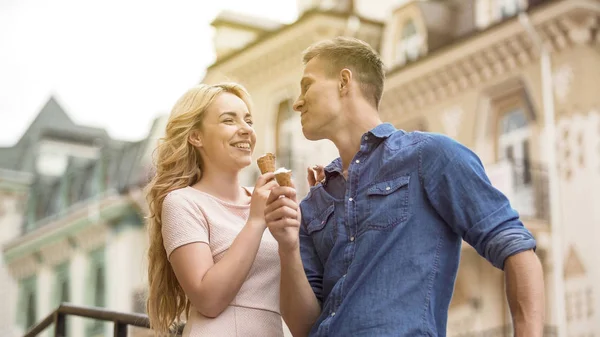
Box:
2 0 599 336
203 0 600 336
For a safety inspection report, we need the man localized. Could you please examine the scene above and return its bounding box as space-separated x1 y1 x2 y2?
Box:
264 37 544 337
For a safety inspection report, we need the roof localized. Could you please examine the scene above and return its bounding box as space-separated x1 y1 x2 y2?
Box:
0 97 110 172
211 10 284 32
206 8 384 71
1 96 155 235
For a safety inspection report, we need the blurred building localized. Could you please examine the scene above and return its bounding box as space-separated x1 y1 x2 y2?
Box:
2 0 599 336
0 97 165 336
202 0 600 336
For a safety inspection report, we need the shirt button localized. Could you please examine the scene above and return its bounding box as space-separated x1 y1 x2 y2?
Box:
355 159 360 164
350 236 355 242
343 274 347 278
364 136 369 141
348 197 353 202
331 312 336 317
385 186 391 191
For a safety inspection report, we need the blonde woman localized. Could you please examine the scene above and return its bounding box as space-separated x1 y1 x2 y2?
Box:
146 83 286 336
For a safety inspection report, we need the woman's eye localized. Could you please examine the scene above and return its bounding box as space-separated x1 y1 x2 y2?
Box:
246 120 253 126
223 119 234 124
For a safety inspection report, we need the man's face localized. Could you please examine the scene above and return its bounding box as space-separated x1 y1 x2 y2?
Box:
293 57 342 141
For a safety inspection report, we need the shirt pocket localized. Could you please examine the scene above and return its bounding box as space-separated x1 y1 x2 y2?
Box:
306 203 336 263
366 175 410 230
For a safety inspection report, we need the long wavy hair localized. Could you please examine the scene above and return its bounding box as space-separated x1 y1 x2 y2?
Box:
145 83 253 334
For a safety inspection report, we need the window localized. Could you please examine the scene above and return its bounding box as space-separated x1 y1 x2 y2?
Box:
499 0 519 18
87 248 106 336
275 99 295 170
498 107 531 187
395 19 422 65
475 0 527 28
17 276 37 330
54 262 70 307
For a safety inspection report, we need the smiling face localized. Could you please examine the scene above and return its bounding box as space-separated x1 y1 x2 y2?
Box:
293 57 343 141
190 91 256 172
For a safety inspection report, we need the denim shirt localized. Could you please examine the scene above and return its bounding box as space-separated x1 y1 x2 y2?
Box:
298 123 536 337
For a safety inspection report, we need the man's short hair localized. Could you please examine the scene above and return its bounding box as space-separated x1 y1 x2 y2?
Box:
302 36 385 108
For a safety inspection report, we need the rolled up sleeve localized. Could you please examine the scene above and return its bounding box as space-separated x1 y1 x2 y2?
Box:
420 134 537 270
299 211 325 305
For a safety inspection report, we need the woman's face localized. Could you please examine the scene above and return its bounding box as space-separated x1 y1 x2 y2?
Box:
192 92 256 172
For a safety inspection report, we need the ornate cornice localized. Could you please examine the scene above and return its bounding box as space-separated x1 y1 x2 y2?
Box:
204 13 383 88
380 1 600 119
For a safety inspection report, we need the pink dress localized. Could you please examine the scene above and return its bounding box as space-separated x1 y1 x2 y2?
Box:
161 186 283 337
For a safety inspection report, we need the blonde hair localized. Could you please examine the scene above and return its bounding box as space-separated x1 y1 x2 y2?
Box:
145 83 252 334
302 36 385 108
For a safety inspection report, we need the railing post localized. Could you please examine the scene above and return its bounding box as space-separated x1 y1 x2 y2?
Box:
54 312 66 337
113 321 127 337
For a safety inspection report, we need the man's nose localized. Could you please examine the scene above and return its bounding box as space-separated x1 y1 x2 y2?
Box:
293 98 303 112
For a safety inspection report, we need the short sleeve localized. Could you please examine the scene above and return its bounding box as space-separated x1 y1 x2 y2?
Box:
161 191 209 260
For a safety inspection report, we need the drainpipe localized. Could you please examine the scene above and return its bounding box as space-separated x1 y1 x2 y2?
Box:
517 11 566 337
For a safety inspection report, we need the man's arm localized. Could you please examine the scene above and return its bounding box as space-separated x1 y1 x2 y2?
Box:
505 250 545 337
264 186 322 337
279 242 322 337
419 134 544 335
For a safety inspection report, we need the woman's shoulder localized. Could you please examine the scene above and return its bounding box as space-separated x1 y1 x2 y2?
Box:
163 186 207 207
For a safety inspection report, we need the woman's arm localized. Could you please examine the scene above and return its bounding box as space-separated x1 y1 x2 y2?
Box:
169 219 266 318
165 173 276 318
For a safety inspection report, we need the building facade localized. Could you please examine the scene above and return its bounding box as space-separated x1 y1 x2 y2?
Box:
0 98 164 337
202 0 600 335
2 0 599 336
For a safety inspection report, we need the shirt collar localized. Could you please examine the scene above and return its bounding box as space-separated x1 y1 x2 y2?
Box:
322 123 398 182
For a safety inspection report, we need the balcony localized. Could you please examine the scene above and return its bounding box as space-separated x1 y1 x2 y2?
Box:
485 160 549 222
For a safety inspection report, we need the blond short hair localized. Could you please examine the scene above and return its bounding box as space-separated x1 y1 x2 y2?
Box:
302 36 385 108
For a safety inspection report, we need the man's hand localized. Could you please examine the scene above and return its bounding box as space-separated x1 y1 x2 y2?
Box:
264 186 301 252
307 165 325 187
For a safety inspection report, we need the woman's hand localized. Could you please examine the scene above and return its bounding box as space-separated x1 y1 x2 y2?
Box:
248 172 278 227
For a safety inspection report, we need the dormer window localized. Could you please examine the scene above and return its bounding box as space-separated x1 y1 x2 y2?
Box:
395 19 422 65
476 0 527 29
499 0 519 18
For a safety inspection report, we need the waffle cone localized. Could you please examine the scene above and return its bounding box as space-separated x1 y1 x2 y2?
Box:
257 153 276 174
275 170 293 187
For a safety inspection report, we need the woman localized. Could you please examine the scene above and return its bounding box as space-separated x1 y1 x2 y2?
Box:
146 83 286 336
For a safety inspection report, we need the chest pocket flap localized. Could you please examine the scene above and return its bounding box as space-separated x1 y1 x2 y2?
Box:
306 204 335 234
367 175 410 196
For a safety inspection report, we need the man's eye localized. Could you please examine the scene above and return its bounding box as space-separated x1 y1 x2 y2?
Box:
223 119 234 124
246 120 254 126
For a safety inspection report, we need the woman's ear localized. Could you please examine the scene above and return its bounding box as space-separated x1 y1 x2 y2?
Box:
188 130 203 147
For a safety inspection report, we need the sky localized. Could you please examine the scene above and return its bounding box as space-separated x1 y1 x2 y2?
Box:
0 0 298 146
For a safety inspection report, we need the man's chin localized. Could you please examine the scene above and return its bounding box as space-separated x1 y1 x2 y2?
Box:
302 127 323 141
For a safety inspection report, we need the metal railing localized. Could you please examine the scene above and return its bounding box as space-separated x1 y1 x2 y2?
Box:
23 303 183 337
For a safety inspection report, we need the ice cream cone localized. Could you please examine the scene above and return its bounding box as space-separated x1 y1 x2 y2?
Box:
274 167 293 187
257 153 276 174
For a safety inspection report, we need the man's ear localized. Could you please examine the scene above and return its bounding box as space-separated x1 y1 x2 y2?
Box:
188 130 203 147
339 68 352 94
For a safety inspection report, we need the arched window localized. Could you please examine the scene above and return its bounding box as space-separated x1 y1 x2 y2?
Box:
395 19 422 65
499 0 519 18
276 100 295 170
